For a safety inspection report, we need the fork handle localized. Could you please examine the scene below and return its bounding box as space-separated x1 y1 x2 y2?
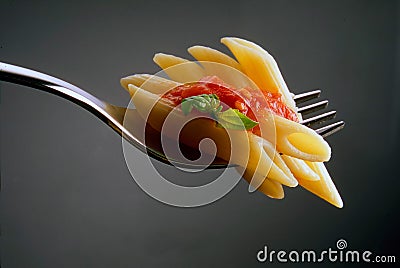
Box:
0 61 107 110
0 61 146 154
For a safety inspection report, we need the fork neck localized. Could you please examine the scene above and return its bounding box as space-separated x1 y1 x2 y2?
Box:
0 61 107 110
0 61 131 140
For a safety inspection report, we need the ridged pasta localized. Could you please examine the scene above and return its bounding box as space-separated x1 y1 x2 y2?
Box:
281 155 320 181
121 74 180 95
188 45 242 71
120 37 343 208
300 162 343 208
221 37 297 111
153 53 204 82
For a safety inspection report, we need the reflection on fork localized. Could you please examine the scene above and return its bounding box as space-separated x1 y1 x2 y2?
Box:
294 89 345 138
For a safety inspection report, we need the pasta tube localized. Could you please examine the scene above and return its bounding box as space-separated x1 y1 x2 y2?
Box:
121 37 343 208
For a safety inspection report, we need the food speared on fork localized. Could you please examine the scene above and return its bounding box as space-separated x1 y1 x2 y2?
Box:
121 37 345 208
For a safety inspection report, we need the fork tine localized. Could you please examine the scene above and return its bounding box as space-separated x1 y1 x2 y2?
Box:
315 121 345 138
297 100 328 115
294 89 344 136
293 89 321 104
301 110 337 127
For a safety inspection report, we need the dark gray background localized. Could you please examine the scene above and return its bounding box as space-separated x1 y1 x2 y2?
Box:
1 0 399 267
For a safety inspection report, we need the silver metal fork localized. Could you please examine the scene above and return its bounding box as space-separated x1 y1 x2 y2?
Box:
0 61 344 168
294 90 345 137
0 61 169 163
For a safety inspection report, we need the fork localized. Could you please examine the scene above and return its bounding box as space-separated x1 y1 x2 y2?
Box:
294 90 345 137
0 61 166 162
0 61 344 168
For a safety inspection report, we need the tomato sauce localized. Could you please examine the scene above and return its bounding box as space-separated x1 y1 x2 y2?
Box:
162 76 299 133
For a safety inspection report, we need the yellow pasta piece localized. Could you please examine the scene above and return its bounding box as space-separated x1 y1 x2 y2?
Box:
221 37 296 111
153 53 205 83
188 45 242 71
238 165 285 199
121 74 180 96
298 162 343 208
244 135 297 189
257 179 284 199
281 155 320 181
155 50 255 91
272 115 331 162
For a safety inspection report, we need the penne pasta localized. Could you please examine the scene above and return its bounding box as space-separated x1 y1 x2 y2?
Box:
121 74 180 96
188 45 242 71
244 135 298 189
238 165 285 199
221 37 297 112
153 53 205 83
299 162 343 208
121 37 343 207
281 156 320 181
272 115 331 162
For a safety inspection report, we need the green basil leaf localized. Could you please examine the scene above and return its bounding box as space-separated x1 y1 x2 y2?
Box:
181 98 194 115
216 108 258 130
181 94 221 115
181 94 258 131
